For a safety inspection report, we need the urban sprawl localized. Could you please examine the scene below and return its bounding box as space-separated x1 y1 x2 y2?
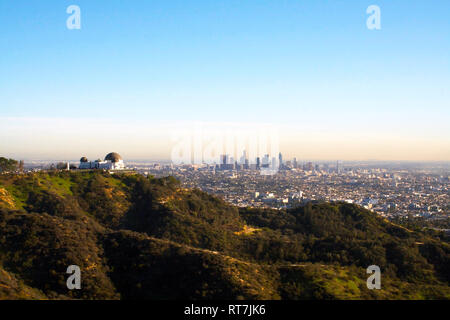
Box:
24 153 449 222
133 154 449 222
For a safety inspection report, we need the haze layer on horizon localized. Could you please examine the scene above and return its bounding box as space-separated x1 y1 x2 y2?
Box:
1 1 449 161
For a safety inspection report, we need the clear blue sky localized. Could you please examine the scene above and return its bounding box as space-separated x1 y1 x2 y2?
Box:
0 1 449 160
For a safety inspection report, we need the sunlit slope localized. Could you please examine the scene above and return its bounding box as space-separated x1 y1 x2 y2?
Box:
0 171 448 299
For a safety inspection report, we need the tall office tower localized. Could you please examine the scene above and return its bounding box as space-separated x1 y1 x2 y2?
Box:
262 154 270 168
220 154 227 165
240 150 247 165
293 157 298 168
220 154 229 170
278 152 283 167
336 160 340 174
244 158 249 169
256 157 261 169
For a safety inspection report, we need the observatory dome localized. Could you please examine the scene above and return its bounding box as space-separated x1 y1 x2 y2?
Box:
105 152 122 163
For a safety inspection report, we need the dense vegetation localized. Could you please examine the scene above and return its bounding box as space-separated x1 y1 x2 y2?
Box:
0 157 19 173
0 171 448 300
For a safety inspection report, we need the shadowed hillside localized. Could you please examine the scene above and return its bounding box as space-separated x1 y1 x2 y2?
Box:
0 171 448 300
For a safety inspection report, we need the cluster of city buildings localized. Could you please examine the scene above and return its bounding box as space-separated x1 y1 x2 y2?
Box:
211 152 343 173
216 152 283 171
17 151 449 222
131 155 449 221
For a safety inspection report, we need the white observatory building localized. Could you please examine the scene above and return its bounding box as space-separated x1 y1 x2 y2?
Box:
79 152 125 170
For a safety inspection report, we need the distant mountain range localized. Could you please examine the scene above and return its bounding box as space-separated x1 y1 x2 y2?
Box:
0 171 448 299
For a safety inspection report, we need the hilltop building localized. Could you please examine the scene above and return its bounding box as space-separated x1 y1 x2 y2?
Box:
79 152 125 170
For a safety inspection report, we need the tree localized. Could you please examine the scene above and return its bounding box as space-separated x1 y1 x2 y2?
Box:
18 160 24 172
56 162 69 170
0 157 18 173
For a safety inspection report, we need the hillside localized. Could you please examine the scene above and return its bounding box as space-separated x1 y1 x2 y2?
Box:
0 171 448 300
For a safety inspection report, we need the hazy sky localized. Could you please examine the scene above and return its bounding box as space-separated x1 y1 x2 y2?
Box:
1 1 449 161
